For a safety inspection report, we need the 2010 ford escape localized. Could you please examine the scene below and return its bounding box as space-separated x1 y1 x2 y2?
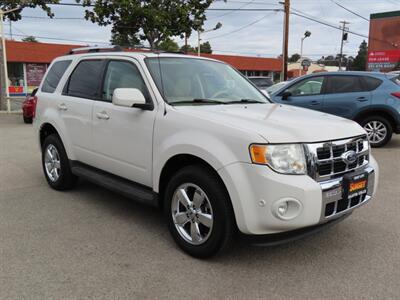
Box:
33 47 379 258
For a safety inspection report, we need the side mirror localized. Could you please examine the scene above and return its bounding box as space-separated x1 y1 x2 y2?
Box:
112 88 153 110
281 90 292 100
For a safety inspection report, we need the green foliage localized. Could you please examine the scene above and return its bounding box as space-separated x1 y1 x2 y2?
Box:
351 40 368 71
158 38 180 52
180 42 212 54
110 32 140 47
1 1 59 21
78 0 213 49
288 53 300 63
21 36 38 43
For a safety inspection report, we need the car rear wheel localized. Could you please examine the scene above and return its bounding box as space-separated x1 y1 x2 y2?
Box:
361 116 393 147
23 116 32 124
42 134 77 190
164 165 235 258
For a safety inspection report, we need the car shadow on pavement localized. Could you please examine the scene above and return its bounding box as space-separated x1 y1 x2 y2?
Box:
71 179 352 262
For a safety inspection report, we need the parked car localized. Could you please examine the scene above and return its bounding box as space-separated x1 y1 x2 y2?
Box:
269 71 400 147
248 76 273 91
33 48 378 258
22 88 38 124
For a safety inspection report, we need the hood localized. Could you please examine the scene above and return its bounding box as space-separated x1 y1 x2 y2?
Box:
173 103 366 143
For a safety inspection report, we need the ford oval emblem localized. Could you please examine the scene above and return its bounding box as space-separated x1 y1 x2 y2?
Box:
342 150 357 165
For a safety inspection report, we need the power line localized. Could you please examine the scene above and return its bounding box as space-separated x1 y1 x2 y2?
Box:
330 0 369 22
204 12 275 40
207 0 256 20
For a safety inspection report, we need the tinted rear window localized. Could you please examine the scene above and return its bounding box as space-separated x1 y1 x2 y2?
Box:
326 76 364 93
41 60 71 93
65 60 104 99
363 76 382 91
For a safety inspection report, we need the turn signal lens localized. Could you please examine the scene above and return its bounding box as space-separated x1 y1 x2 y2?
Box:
249 145 268 164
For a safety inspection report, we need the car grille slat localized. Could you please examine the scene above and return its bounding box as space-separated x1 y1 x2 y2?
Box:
307 136 369 181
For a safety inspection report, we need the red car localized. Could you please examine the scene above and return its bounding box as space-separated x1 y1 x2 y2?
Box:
22 88 38 124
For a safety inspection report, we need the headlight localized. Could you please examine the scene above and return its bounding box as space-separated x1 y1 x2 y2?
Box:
249 144 307 174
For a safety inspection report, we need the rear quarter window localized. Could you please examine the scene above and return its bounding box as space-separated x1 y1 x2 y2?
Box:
41 60 72 93
362 76 382 91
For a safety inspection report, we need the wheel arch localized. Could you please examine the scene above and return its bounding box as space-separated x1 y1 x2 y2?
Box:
354 108 397 131
38 122 74 159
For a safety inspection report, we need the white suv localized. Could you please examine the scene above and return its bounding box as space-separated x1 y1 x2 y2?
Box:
34 48 379 258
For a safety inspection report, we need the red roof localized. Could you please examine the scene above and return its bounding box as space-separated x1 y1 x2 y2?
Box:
6 40 82 64
199 53 282 72
6 40 282 71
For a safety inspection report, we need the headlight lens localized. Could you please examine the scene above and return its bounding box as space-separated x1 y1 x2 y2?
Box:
249 144 307 174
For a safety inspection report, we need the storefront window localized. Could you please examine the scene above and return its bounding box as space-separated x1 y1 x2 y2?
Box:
7 62 25 87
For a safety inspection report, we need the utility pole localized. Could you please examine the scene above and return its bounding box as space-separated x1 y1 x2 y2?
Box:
339 21 349 71
280 0 290 81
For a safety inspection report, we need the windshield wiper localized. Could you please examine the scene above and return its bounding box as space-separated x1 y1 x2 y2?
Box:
225 99 265 104
171 98 226 105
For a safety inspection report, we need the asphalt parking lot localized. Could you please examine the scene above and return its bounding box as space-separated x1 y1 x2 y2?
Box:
1 114 399 299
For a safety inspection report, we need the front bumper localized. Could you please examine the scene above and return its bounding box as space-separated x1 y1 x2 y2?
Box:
218 155 379 235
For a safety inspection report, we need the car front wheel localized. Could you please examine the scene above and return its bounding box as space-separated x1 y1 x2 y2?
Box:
164 165 235 258
361 116 393 148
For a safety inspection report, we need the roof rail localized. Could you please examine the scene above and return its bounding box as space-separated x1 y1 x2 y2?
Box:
68 45 122 54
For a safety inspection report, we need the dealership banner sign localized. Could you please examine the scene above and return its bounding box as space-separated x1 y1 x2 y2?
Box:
368 50 400 70
26 63 47 87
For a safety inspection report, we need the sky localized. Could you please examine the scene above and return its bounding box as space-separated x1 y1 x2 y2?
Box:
6 0 400 60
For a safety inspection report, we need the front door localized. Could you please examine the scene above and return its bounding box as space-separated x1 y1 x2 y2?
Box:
91 59 156 187
274 76 326 111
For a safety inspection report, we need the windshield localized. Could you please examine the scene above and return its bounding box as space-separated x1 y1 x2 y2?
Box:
266 82 287 94
145 57 269 105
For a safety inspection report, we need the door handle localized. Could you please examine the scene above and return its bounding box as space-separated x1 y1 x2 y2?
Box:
310 100 321 106
58 103 68 111
357 97 368 102
96 111 110 120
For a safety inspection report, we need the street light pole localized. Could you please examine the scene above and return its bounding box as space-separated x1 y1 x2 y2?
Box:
197 22 222 57
300 30 311 62
339 20 349 71
0 7 21 111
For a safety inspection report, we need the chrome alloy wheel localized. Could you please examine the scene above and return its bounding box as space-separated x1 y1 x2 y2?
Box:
364 121 387 144
171 183 214 245
44 144 61 182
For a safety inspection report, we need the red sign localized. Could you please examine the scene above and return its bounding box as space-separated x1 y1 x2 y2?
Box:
368 50 400 70
26 63 47 87
9 86 24 94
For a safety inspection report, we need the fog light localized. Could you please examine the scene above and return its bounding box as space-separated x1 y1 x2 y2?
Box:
278 202 288 216
272 198 302 220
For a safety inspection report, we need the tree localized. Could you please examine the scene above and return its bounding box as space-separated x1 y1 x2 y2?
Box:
289 53 300 63
180 42 212 54
195 41 212 54
78 0 213 50
110 32 140 47
1 1 59 21
158 38 180 52
21 36 38 43
351 40 368 71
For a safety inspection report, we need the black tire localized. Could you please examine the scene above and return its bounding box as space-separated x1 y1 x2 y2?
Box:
360 115 393 148
41 134 77 190
23 116 32 124
164 165 235 258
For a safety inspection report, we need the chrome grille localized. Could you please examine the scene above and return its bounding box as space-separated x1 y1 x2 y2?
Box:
306 136 369 181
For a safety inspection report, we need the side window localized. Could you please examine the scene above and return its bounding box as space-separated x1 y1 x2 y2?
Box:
41 60 71 93
102 60 150 102
287 76 324 96
65 60 104 99
363 76 382 91
326 76 364 94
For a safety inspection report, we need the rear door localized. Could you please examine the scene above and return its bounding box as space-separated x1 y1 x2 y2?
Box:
59 58 106 163
322 75 372 119
91 58 156 186
273 76 326 111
